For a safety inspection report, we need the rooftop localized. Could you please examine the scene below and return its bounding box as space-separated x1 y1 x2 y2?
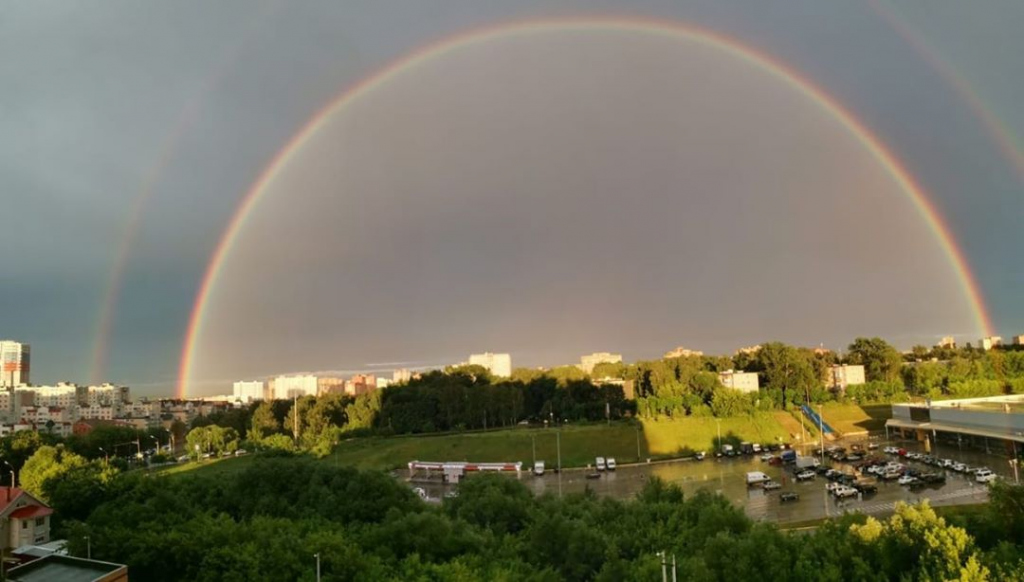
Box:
7 555 126 582
901 394 1024 413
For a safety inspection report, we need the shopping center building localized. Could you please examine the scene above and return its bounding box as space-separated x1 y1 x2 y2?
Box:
887 394 1024 456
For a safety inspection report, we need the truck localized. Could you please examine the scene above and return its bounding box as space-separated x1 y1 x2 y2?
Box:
780 450 797 464
740 442 755 455
746 471 770 486
795 456 820 470
722 444 735 457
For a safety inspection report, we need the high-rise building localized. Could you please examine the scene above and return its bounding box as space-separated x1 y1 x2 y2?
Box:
273 375 318 399
0 341 30 387
1013 335 1024 346
316 377 346 396
232 380 266 402
579 352 623 374
936 336 957 349
344 374 377 397
392 369 412 384
468 353 512 378
31 383 85 408
980 337 1003 351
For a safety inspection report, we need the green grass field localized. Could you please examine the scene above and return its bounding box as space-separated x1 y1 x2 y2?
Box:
160 414 793 476
820 403 892 434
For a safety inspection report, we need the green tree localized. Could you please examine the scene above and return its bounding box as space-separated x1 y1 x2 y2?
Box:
20 445 90 501
847 337 904 382
249 401 280 441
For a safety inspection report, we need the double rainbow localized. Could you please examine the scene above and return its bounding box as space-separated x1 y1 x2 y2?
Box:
175 17 994 397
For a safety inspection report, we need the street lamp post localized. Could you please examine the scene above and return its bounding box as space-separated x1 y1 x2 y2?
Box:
556 429 562 499
818 404 825 467
531 435 536 468
635 422 642 462
2 461 14 488
716 418 722 454
314 552 321 582
85 535 91 560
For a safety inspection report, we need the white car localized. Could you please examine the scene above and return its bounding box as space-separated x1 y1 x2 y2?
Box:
595 457 606 471
898 475 917 486
952 462 967 472
763 480 781 491
975 469 997 483
884 446 898 455
834 486 858 498
796 470 816 481
606 458 617 471
413 487 428 499
533 461 545 476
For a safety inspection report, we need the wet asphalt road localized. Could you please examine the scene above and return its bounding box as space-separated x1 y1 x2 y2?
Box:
409 437 1009 523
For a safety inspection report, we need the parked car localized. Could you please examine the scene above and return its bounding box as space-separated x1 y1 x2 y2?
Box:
796 470 816 481
695 451 706 461
534 461 545 476
780 492 800 502
975 469 997 483
413 487 428 500
234 449 248 456
760 453 774 462
854 482 878 494
867 443 879 450
898 475 917 486
763 480 781 491
920 472 946 484
606 458 617 471
595 457 606 471
833 486 858 499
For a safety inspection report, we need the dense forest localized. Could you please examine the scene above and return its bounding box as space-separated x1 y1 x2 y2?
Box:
25 453 1024 580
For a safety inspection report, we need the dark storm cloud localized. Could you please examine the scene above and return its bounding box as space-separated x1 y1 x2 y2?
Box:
2 1 1020 395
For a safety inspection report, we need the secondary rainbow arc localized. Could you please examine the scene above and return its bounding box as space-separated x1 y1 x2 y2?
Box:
176 17 994 398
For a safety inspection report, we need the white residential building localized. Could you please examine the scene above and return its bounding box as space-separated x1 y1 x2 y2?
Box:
468 353 512 378
273 375 318 399
579 352 623 374
0 341 30 387
980 336 1003 351
827 365 866 391
86 384 130 413
718 370 760 393
31 383 85 408
664 347 703 358
392 369 412 384
78 405 115 421
233 381 266 402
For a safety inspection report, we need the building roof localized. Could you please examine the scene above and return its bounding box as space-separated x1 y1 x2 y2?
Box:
10 505 53 519
0 487 25 513
7 555 127 582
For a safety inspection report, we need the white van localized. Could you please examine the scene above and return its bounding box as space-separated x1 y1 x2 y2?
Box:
975 469 996 483
533 461 545 476
606 458 617 471
595 457 607 471
745 471 770 485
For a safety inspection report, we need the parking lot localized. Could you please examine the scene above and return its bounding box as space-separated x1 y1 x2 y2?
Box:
409 436 1014 523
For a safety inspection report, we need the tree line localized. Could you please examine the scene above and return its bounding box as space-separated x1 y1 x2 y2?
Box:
19 451 1024 580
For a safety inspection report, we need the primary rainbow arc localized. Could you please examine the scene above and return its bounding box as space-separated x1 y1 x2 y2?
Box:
176 17 994 398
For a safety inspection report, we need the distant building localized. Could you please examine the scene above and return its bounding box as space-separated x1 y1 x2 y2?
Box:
0 341 30 388
980 337 1003 351
735 345 762 356
376 377 391 389
827 364 866 391
28 384 84 408
664 347 703 359
718 370 759 393
579 352 622 374
468 353 512 378
316 377 345 396
273 375 318 399
233 380 266 402
345 374 377 397
392 368 412 384
85 384 130 414
1014 335 1024 346
936 336 957 349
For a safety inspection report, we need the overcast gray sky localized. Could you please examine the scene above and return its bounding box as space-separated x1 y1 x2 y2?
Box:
2 1 1022 396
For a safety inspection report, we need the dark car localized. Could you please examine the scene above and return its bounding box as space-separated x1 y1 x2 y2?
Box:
854 482 878 494
780 492 800 502
920 473 946 484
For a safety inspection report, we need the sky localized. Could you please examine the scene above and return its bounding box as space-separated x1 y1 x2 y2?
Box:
2 1 1022 396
